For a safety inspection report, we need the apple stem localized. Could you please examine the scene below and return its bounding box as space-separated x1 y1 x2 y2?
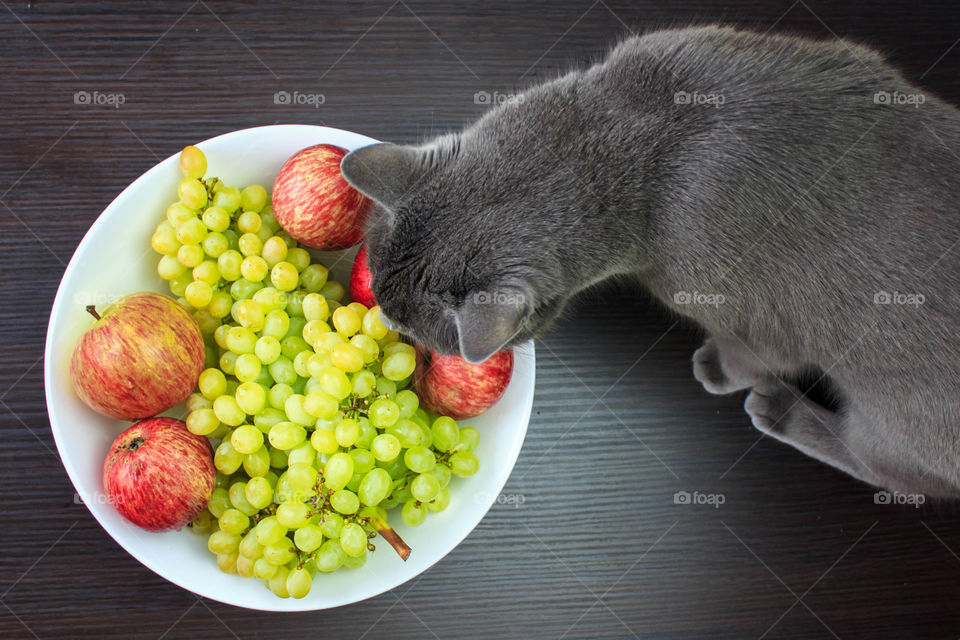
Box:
86 305 101 321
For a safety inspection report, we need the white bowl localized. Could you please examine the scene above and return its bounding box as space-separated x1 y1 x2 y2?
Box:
44 125 535 611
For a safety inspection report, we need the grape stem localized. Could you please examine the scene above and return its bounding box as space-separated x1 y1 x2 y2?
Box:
367 514 411 561
86 305 101 321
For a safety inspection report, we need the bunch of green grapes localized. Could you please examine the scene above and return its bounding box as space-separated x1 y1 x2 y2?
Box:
150 145 480 599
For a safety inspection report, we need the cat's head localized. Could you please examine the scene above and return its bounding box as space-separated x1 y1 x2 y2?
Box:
340 133 571 363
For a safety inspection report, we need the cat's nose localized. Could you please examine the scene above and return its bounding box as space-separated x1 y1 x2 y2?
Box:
380 313 401 332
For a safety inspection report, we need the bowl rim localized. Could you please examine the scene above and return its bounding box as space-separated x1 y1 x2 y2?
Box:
43 124 535 611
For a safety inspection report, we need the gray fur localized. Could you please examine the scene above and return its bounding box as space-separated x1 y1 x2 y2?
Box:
340 26 960 497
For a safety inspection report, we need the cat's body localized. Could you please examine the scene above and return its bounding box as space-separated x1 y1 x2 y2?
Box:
341 26 960 497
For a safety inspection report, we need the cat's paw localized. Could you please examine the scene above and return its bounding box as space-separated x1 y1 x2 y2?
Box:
744 380 801 434
693 339 743 395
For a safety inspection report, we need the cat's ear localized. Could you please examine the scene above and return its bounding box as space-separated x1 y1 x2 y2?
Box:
454 287 529 363
340 143 427 206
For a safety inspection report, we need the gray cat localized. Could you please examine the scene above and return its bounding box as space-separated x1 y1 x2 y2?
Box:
340 26 960 498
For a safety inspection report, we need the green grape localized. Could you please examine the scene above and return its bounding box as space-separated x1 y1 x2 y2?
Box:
268 382 294 410
235 299 265 331
371 433 401 462
230 424 264 454
166 202 195 227
388 419 424 448
277 502 312 529
310 428 338 455
241 255 268 282
286 567 312 599
395 389 419 418
157 254 187 280
223 228 239 250
189 510 214 535
338 522 367 558
179 145 207 178
185 392 212 412
255 516 288 546
306 353 332 380
346 471 364 493
254 335 282 365
335 418 360 447
330 343 364 372
296 265 327 294
198 368 227 399
324 452 354 491
183 281 212 309
217 250 243 281
213 185 241 212
449 450 480 477
294 524 324 553
382 341 416 359
207 487 231 518
243 446 271 479
235 381 267 415
216 551 239 574
343 549 368 569
348 448 376 473
380 456 409 480
458 426 480 452
318 513 344 541
314 540 345 573
177 243 204 268
301 292 330 322
252 287 288 313
214 440 243 474
381 351 416 381
314 331 346 353
234 353 262 383
410 473 440 502
230 277 263 301
202 231 229 258
269 446 288 469
330 489 359 514
286 441 316 467
431 416 460 452
269 421 307 450
193 260 220 286
286 247 311 273
350 335 379 364
236 554 256 578
270 261 299 292
355 419 378 450
263 309 291 339
281 335 311 360
300 319 328 347
151 226 179 255
284 394 314 426
254 557 279 580
207 290 233 318
192 308 219 335
268 565 290 597
240 184 267 212
228 481 259 516
262 236 287 267
404 446 436 473
213 395 246 426
238 530 264 560
374 377 397 398
207 530 241 554
254 407 286 432
237 210 262 234
369 398 400 428
179 177 207 209
219 351 238 375
331 306 361 337
263 541 295 566
320 280 346 302
186 408 220 436
358 467 391 506
176 217 208 245
286 462 318 492
225 326 255 353
238 232 262 257
318 366 351 400
218 508 250 535
427 486 451 513
401 500 427 527
302 391 338 420
244 476 273 510
201 205 230 232
361 306 388 340
351 370 376 397
286 316 308 340
169 274 191 297
429 464 452 489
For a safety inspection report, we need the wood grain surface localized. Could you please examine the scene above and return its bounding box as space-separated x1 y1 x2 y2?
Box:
3 1 960 638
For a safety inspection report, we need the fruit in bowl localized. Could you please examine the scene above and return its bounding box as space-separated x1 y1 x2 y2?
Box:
70 291 205 420
44 125 534 611
415 347 514 420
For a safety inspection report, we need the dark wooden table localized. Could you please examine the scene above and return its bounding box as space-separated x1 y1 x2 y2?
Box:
4 1 960 638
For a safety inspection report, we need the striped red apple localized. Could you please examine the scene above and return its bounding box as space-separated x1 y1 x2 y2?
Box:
350 244 377 308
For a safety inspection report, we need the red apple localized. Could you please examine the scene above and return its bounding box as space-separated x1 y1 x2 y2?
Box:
272 144 372 250
350 244 376 308
70 292 204 420
414 347 514 420
103 417 216 532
